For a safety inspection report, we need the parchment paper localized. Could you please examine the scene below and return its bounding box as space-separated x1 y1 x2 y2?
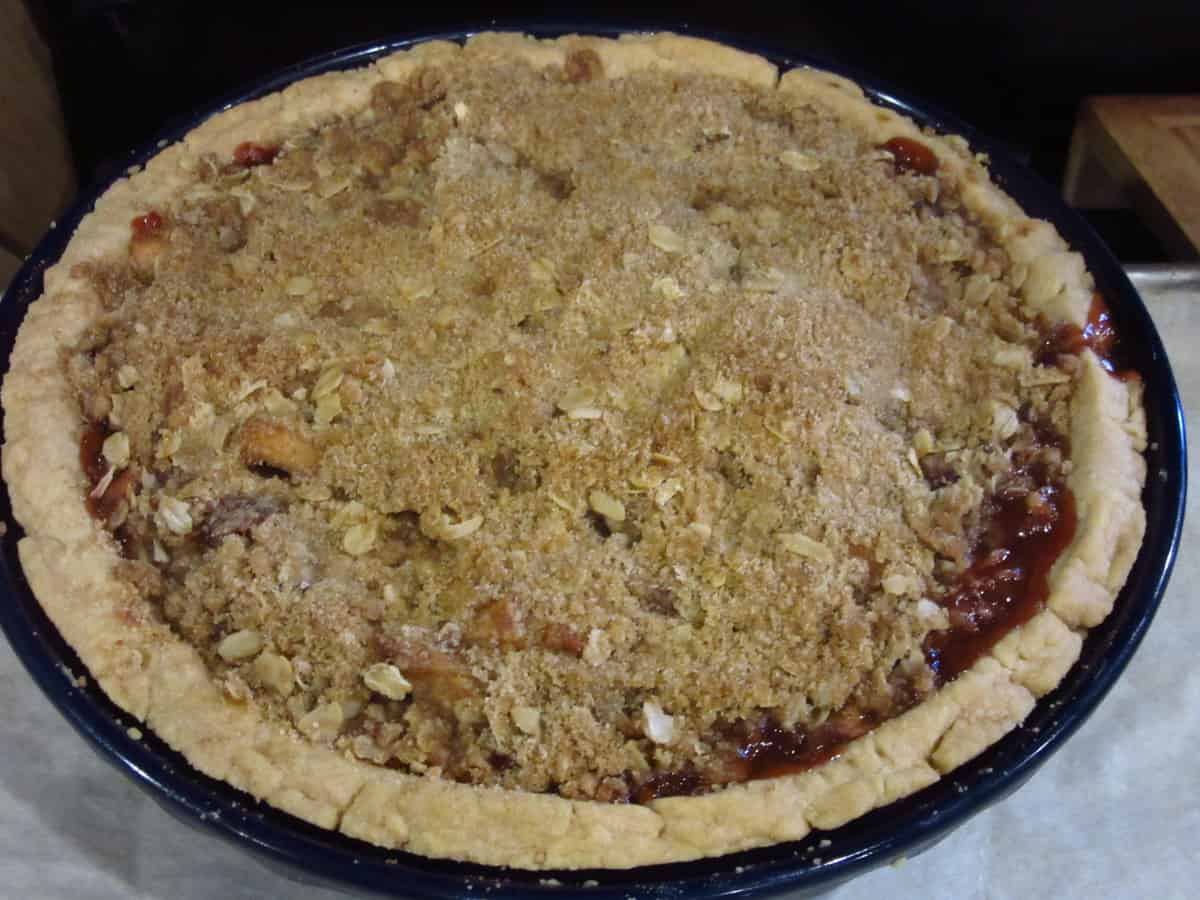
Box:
1 291 1195 900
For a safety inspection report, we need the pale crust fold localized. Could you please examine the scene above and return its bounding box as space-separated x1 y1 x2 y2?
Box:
0 32 1147 869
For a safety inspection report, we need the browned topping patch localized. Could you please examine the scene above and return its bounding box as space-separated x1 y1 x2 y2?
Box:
564 48 604 84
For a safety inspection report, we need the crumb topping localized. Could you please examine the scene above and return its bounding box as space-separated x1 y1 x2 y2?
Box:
65 54 1074 800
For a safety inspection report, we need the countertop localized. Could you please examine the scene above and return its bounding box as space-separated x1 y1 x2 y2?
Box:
0 269 1195 900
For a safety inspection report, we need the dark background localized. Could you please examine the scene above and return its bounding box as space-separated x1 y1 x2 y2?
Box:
26 0 1200 259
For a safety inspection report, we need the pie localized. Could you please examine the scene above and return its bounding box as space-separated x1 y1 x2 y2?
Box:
0 32 1147 869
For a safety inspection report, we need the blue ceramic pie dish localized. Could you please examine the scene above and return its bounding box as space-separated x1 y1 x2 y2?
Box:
0 24 1186 899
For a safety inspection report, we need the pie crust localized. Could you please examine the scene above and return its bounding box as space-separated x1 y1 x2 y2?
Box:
1 32 1147 869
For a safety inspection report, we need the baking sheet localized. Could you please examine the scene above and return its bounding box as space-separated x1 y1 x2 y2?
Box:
0 281 1195 899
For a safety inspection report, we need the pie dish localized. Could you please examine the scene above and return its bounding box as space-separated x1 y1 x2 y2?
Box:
0 30 1150 871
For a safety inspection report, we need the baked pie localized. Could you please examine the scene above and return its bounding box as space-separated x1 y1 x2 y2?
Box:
1 32 1146 868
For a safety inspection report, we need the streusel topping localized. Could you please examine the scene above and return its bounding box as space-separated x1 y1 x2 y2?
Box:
67 50 1074 800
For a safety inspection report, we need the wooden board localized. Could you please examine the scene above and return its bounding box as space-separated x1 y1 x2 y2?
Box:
1065 96 1200 260
0 246 20 293
0 0 76 255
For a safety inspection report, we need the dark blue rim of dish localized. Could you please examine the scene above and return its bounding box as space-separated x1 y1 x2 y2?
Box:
0 22 1186 900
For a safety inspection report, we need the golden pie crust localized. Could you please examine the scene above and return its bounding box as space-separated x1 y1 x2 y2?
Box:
1 32 1147 868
